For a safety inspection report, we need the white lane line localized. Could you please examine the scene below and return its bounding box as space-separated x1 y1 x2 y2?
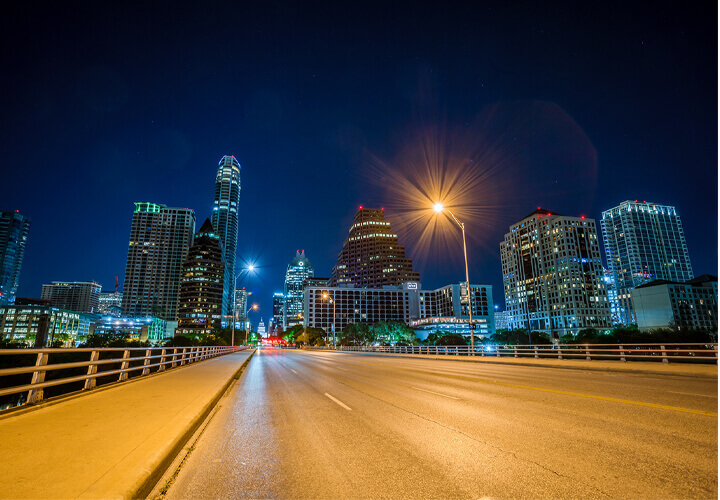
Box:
665 390 717 398
411 387 460 400
324 393 352 410
290 369 298 374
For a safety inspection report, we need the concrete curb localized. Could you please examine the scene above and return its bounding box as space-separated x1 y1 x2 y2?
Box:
329 350 718 379
130 350 255 500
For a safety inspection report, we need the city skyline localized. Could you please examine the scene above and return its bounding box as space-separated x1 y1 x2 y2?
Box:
0 1 716 329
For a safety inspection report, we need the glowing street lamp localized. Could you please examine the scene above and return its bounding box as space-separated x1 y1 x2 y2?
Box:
433 202 476 355
231 265 256 347
322 292 336 347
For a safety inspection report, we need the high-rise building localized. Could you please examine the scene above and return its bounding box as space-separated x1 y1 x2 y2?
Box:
98 291 123 317
272 292 284 328
331 207 420 288
234 288 249 325
0 211 31 305
41 281 101 313
257 317 266 337
211 155 241 316
284 250 313 329
601 200 693 325
500 208 611 339
176 219 225 335
121 202 195 321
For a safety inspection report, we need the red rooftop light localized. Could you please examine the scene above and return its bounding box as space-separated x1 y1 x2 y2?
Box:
581 215 585 219
547 213 551 216
381 207 385 210
359 205 363 209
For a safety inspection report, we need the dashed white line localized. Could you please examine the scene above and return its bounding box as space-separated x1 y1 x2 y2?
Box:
324 393 352 410
411 387 460 400
290 369 298 374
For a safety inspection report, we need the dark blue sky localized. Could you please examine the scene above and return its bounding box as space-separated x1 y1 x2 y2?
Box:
1 1 717 328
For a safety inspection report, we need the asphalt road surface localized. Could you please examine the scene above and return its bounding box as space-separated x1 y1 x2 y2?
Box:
164 349 717 499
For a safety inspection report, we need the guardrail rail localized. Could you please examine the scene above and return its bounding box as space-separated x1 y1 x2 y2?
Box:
324 343 718 363
0 345 246 411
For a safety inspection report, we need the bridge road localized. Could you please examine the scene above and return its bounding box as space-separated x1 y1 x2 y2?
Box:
164 348 717 499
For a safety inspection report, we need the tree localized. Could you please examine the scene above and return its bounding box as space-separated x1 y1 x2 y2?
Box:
436 333 467 346
339 323 373 346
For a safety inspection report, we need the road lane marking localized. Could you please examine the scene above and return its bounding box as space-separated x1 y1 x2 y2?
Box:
324 393 352 410
411 387 460 400
291 369 298 374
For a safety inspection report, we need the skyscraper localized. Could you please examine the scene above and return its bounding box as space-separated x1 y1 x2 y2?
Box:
211 155 241 317
41 281 101 313
272 292 285 328
234 288 249 326
284 250 313 329
177 219 225 335
121 202 195 320
331 207 420 287
0 210 31 305
500 208 611 339
601 200 693 325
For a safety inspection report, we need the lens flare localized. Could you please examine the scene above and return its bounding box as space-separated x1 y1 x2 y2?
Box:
433 202 444 213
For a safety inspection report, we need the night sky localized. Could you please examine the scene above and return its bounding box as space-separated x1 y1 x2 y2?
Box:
1 1 717 328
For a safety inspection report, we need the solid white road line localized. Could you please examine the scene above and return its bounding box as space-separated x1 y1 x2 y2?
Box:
411 387 460 400
291 369 298 374
324 393 352 410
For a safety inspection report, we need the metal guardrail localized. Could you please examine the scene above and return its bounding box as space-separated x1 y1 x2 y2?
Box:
325 343 719 363
0 345 246 408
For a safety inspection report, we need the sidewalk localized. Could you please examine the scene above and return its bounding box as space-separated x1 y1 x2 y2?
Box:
334 350 718 378
0 349 254 499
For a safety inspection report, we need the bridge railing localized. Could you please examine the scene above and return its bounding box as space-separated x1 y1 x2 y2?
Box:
324 343 718 363
0 345 246 410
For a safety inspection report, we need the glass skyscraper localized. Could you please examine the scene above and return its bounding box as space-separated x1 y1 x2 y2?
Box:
601 200 693 325
284 250 313 329
121 202 195 320
0 211 31 305
211 155 241 316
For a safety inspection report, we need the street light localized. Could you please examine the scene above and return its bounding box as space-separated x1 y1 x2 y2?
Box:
245 304 258 345
231 265 256 347
433 202 476 355
322 292 336 348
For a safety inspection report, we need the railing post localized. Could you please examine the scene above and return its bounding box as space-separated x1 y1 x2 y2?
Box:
534 347 539 359
84 350 100 390
619 345 626 362
27 352 49 404
142 349 152 375
585 344 591 361
172 348 178 368
557 346 562 360
118 350 131 382
514 347 518 358
159 349 167 372
181 348 188 365
660 345 668 364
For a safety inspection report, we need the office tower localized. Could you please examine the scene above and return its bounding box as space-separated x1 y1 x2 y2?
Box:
121 202 195 321
0 211 31 305
177 219 225 335
284 250 313 329
257 317 266 337
331 207 420 287
303 281 495 338
211 155 241 316
41 281 101 313
500 208 611 339
601 200 693 325
234 288 249 325
98 291 123 317
272 292 284 327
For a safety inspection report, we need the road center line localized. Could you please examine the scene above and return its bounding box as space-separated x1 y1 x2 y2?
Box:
324 393 352 410
411 387 460 400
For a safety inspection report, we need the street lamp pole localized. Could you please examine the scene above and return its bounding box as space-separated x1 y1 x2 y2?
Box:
231 265 255 347
323 291 336 348
434 203 475 356
245 305 257 345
